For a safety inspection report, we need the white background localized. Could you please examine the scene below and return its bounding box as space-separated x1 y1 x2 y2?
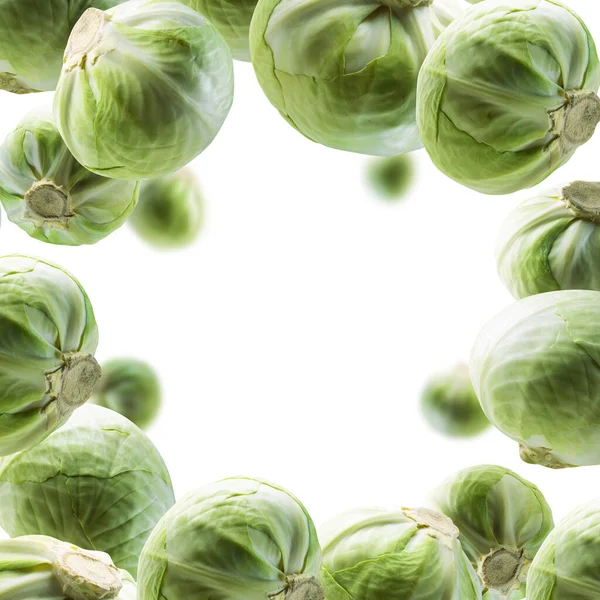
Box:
0 0 598 531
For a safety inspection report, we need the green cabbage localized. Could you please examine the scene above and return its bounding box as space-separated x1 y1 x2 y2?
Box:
0 404 175 577
251 0 463 156
417 0 600 194
421 364 490 438
93 358 161 429
0 255 99 456
433 465 553 596
320 507 482 599
471 290 600 468
497 181 600 297
130 169 204 249
0 0 126 94
0 107 139 245
54 0 234 180
138 477 323 600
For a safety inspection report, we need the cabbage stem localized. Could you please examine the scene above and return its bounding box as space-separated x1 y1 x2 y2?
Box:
65 7 108 63
479 547 524 595
554 90 600 154
25 181 71 221
403 507 460 539
46 352 102 418
562 180 600 222
54 545 123 600
269 575 325 600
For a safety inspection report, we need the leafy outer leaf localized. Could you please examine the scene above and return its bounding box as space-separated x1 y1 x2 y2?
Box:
179 0 259 61
528 498 600 599
497 194 576 298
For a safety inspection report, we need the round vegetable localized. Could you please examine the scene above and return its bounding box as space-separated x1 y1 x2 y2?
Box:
0 255 100 456
470 290 600 468
497 181 600 298
129 169 204 248
0 0 126 94
417 0 600 195
320 507 482 599
433 465 553 597
0 404 175 577
138 477 323 600
180 0 258 61
0 535 136 600
54 0 234 180
93 358 161 429
421 363 490 438
0 107 139 246
528 498 600 599
367 154 415 200
250 0 463 156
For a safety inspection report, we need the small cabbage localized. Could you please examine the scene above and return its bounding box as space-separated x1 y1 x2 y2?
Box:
0 404 175 577
0 255 99 456
367 154 415 200
0 107 139 246
433 465 553 596
180 0 258 61
0 535 136 600
0 1 126 94
319 507 482 599
421 363 490 438
417 0 600 194
92 358 161 429
250 0 464 156
470 290 600 468
129 169 204 248
138 477 323 600
528 498 600 599
54 0 234 180
497 181 600 298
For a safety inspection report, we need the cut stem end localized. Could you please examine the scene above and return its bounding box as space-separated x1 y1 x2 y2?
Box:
562 180 600 222
49 353 102 418
0 72 38 94
403 507 459 539
479 547 524 594
53 545 122 600
556 90 600 154
269 575 325 600
25 181 71 221
66 8 108 60
519 443 573 469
